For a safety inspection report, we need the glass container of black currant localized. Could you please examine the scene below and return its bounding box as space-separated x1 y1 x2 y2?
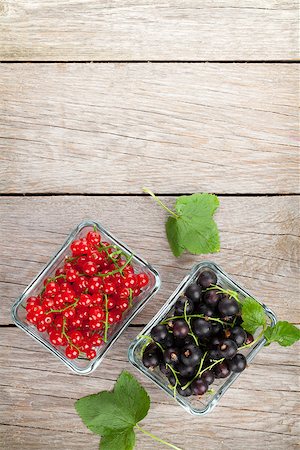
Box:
128 261 277 416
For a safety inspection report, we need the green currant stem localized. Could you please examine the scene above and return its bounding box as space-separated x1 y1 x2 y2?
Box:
166 363 181 385
95 254 133 278
136 424 183 450
181 351 208 390
103 294 109 343
238 328 265 350
47 297 79 314
143 187 180 219
161 314 230 327
206 285 242 305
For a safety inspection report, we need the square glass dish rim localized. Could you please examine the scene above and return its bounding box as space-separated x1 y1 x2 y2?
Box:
128 260 277 416
11 219 161 375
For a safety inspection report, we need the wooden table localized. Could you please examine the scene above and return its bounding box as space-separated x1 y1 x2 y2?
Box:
0 2 299 449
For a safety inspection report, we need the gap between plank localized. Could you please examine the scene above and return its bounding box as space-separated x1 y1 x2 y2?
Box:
0 60 299 64
0 193 299 197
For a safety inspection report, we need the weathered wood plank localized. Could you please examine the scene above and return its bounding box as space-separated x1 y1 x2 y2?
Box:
1 196 299 325
0 63 298 194
1 328 299 450
0 1 298 61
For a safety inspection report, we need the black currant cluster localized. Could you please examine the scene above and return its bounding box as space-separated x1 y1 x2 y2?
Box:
142 269 252 397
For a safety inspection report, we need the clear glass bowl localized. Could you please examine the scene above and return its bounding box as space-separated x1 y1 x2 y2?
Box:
12 220 161 375
128 261 277 416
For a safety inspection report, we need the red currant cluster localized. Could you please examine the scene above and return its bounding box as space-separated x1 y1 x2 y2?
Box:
25 229 149 361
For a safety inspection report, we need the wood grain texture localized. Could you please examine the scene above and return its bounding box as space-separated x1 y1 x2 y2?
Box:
0 1 298 61
1 196 299 326
1 327 299 450
0 63 299 194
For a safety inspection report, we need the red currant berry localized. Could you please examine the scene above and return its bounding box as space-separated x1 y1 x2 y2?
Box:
89 307 105 321
37 322 47 332
54 293 65 307
63 308 76 319
87 248 103 264
82 261 98 276
123 265 134 276
54 315 64 330
108 309 122 324
123 275 137 289
86 348 97 360
26 311 37 324
89 320 104 330
91 293 103 306
69 317 83 328
132 287 141 297
25 296 40 310
61 291 75 303
74 276 89 294
80 339 91 352
118 287 130 299
117 299 129 312
87 230 101 246
77 255 88 267
42 297 55 309
68 330 83 346
78 293 93 307
65 345 79 359
66 268 79 283
88 276 102 294
78 238 89 255
45 281 59 297
49 330 66 346
70 239 83 256
89 334 102 347
44 313 54 327
77 306 89 320
107 297 116 310
103 281 115 295
136 273 149 288
32 305 45 317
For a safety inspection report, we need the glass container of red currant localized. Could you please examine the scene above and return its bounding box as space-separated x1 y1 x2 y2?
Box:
12 220 160 374
128 262 277 415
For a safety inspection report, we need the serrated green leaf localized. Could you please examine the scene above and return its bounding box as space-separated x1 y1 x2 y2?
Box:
264 322 300 347
99 429 136 450
75 371 149 439
166 193 220 257
241 297 267 334
175 193 219 217
114 371 150 425
75 391 134 436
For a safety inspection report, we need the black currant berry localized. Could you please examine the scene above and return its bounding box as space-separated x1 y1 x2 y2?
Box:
177 384 192 397
197 270 217 288
201 369 215 385
191 378 208 396
176 362 196 378
207 348 221 361
167 373 176 386
228 353 247 373
150 324 168 343
229 326 247 346
197 304 215 318
142 352 160 369
181 344 203 367
172 319 190 339
175 335 195 348
218 339 238 359
174 296 194 315
164 347 180 366
214 361 231 379
192 318 212 340
164 333 175 348
245 332 254 345
203 289 220 308
210 322 223 336
218 296 240 317
185 283 202 303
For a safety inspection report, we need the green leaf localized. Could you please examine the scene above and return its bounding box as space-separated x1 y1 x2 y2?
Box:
241 297 267 334
165 216 185 257
168 193 220 257
75 371 150 447
264 321 300 347
99 429 136 450
113 371 150 425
